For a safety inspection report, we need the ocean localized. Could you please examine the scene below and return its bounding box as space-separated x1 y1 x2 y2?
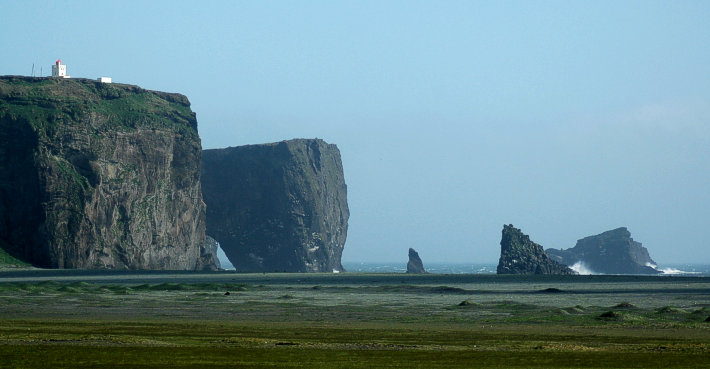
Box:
342 262 498 274
341 262 710 276
218 248 710 275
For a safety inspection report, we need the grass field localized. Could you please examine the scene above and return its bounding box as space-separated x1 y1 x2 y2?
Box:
0 271 709 368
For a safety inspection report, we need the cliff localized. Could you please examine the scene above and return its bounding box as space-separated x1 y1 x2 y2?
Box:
406 248 426 274
201 139 349 272
497 224 575 275
546 227 659 274
0 76 207 269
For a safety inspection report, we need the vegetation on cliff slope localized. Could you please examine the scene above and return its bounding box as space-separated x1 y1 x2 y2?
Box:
0 246 30 269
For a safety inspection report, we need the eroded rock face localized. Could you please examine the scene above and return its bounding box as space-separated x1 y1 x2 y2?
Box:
0 76 207 269
196 236 222 271
201 139 349 272
497 224 575 275
546 227 659 274
406 248 426 274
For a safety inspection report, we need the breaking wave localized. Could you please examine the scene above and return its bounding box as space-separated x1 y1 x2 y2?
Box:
570 261 595 275
645 262 700 275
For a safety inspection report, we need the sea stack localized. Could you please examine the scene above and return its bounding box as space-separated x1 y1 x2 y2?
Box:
546 227 660 274
497 224 575 275
0 76 207 269
406 248 427 274
201 139 349 272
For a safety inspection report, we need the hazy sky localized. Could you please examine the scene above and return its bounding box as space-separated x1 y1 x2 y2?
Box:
2 1 709 264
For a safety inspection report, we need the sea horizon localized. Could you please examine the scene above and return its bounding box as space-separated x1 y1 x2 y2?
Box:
340 262 710 276
217 248 710 276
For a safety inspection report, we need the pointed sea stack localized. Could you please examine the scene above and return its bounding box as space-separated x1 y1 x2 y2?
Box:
406 248 427 274
497 224 575 275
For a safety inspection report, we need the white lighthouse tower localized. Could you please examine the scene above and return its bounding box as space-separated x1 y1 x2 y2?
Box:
51 59 70 78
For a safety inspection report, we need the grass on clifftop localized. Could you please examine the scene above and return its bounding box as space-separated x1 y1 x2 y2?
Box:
0 77 198 138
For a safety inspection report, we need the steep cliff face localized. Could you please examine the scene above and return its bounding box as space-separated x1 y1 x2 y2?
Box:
0 76 206 269
497 224 575 275
202 139 349 272
406 248 426 274
546 227 659 274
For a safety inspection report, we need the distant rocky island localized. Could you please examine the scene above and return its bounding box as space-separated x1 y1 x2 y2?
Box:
201 139 349 272
496 224 660 275
546 227 659 274
406 248 427 274
0 76 349 272
497 225 575 275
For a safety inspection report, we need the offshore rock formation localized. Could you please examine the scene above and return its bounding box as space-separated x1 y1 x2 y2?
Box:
196 236 222 271
546 227 659 274
0 76 207 269
202 139 349 272
406 248 426 274
497 224 575 275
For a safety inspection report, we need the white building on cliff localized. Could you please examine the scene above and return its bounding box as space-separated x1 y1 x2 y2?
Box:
51 59 70 78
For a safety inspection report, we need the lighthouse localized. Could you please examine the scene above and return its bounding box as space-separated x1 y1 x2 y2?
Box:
51 59 70 78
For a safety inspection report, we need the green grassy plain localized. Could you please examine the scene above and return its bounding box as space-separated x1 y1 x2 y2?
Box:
0 272 709 368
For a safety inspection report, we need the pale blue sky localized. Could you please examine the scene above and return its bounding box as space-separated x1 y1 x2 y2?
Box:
2 1 709 264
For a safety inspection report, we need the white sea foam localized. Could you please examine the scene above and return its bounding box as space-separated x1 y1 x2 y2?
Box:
646 262 700 275
570 261 595 275
340 262 710 275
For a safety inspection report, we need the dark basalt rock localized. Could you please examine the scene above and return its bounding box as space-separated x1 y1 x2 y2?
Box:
496 224 575 275
406 248 426 274
0 76 207 269
201 139 349 272
546 227 660 274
